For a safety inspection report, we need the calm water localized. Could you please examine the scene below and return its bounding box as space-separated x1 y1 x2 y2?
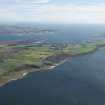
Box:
0 48 105 105
0 24 105 105
0 24 105 42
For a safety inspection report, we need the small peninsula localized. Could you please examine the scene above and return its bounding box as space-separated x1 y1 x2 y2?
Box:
0 39 105 86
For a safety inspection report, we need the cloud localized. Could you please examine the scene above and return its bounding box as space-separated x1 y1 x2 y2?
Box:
36 4 105 23
0 0 50 6
0 3 105 23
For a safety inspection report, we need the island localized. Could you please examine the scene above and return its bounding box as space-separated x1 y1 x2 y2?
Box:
0 39 105 86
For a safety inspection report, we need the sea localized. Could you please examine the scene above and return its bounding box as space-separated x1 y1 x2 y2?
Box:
0 23 105 105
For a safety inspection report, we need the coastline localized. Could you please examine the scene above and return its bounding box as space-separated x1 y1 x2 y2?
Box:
0 43 105 87
0 58 69 87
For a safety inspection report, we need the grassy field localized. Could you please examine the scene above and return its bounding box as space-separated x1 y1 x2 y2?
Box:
63 43 96 55
0 40 105 86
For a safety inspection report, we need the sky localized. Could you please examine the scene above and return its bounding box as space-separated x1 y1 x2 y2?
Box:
0 0 105 23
